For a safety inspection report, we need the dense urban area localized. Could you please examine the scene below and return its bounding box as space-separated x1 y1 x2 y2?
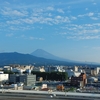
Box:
0 64 100 93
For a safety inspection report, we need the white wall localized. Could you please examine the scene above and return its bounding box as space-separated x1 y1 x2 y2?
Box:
0 74 9 82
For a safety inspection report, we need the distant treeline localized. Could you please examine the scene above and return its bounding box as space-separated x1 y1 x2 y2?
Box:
31 71 68 81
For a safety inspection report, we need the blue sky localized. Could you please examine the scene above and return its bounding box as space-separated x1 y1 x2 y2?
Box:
0 0 100 63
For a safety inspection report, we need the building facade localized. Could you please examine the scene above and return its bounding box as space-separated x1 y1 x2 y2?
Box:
0 74 9 83
71 73 87 88
9 74 36 86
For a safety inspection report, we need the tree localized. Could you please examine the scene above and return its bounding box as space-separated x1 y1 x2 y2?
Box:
4 70 14 74
31 71 68 81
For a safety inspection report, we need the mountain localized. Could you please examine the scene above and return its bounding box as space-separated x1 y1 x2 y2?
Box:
0 52 99 67
31 49 73 62
0 52 75 66
31 49 100 65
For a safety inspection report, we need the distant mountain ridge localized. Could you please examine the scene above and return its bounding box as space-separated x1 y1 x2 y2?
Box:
0 52 75 66
31 49 72 62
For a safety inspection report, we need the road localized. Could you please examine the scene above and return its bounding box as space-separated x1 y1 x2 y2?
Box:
0 93 99 100
0 89 100 100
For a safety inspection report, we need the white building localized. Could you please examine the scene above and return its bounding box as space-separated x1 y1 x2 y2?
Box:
24 65 34 70
95 67 100 75
11 65 34 74
3 66 11 71
74 66 78 71
66 69 81 78
33 67 45 72
0 74 9 83
56 66 65 72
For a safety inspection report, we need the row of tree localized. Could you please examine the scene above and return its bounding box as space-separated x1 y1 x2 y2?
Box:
31 71 68 81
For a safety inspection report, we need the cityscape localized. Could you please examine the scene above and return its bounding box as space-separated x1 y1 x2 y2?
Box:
0 0 100 100
0 63 100 99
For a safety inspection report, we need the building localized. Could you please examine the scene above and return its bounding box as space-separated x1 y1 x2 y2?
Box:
0 71 4 74
83 67 100 76
73 66 78 72
91 69 97 76
10 65 34 74
0 74 9 83
56 66 65 72
66 69 81 78
3 66 11 71
84 67 91 75
87 77 98 83
20 74 36 86
9 74 17 84
9 74 36 86
11 68 25 74
33 67 45 72
47 66 57 72
71 73 87 88
95 67 100 75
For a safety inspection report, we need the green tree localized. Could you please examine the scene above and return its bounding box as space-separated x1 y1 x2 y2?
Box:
31 71 68 81
4 70 14 74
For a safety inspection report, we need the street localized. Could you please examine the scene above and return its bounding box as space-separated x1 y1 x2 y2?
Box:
0 92 99 100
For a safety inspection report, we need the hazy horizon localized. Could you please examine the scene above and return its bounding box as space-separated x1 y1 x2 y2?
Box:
0 0 100 63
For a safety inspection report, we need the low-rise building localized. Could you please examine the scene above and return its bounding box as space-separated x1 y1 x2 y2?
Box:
3 66 11 71
66 69 81 78
33 67 45 72
46 66 57 72
9 74 36 86
87 77 98 83
71 73 87 88
46 66 66 72
82 67 100 76
10 65 34 74
73 66 78 72
0 74 9 83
